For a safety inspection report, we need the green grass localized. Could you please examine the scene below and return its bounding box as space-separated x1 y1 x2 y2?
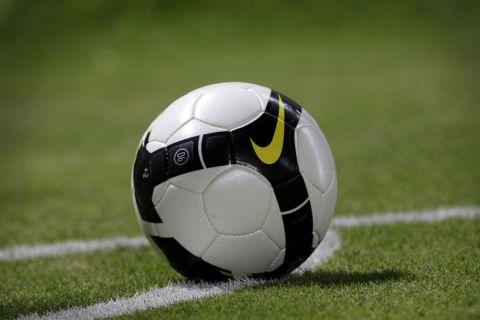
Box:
0 1 479 319
119 220 480 319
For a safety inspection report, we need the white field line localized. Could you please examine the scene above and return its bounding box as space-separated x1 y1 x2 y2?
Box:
0 236 148 261
332 206 480 228
18 279 261 320
19 229 341 320
1 206 479 262
14 206 480 320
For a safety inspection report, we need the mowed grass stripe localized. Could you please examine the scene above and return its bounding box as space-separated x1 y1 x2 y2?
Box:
1 206 479 261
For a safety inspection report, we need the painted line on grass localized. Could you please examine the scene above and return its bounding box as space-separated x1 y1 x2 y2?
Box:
15 206 480 319
0 236 148 261
0 207 480 261
18 279 261 320
19 229 341 320
2 206 479 262
332 206 480 228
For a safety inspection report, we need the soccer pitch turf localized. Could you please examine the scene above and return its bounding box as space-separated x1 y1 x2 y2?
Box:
0 1 479 319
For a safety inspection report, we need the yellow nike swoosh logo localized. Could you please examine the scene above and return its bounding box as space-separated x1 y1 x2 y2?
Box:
250 95 285 165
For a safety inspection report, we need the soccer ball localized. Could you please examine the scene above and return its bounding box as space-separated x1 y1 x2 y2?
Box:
132 82 336 280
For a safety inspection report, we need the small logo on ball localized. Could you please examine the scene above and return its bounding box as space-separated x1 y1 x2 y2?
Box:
174 148 189 166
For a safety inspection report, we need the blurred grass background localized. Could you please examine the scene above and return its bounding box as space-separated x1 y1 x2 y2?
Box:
1 2 480 318
0 0 479 246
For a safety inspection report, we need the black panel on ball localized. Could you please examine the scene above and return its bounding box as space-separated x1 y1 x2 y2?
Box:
229 90 315 277
201 132 232 167
167 137 203 176
149 149 168 186
132 138 163 223
256 201 314 278
150 236 232 281
273 174 309 212
230 91 301 185
133 135 202 223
